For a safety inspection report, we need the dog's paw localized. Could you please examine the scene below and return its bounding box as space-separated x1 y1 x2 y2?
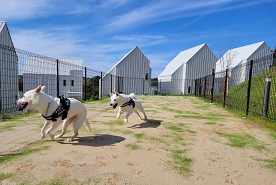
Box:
67 138 73 142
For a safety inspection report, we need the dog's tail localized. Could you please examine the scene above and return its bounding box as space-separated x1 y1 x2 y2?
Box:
84 118 91 132
129 93 137 99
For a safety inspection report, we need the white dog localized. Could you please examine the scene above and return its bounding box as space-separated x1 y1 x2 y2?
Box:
109 92 147 123
17 85 91 141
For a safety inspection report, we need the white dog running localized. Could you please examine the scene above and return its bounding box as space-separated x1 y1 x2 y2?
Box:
17 86 91 141
109 92 147 123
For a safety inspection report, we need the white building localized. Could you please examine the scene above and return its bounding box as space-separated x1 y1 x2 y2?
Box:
100 46 152 97
215 41 272 89
158 43 217 94
0 21 19 112
23 57 83 99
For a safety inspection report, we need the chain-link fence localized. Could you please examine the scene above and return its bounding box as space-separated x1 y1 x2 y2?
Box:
0 44 152 114
194 54 275 120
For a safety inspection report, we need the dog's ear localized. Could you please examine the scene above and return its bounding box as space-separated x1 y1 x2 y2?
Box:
41 86 45 91
109 92 113 97
115 92 119 96
35 86 42 93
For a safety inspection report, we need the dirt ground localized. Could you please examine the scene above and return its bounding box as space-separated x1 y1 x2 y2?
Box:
0 96 275 185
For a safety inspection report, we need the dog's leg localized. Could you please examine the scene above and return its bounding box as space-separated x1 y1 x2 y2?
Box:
124 109 133 123
116 107 123 119
139 107 147 120
41 121 51 138
54 115 76 139
133 110 143 120
46 121 62 139
68 114 86 141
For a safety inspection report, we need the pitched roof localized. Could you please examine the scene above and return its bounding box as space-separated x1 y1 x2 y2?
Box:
215 41 266 72
103 46 141 76
158 43 206 77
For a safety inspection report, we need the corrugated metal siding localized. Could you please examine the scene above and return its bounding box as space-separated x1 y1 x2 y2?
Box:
159 44 217 94
100 47 152 96
0 22 19 111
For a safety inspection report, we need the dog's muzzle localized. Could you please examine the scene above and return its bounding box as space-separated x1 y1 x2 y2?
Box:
18 102 28 111
110 103 118 109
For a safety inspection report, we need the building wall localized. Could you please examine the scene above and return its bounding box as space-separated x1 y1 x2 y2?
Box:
0 22 19 112
100 47 152 97
159 44 217 95
229 42 272 88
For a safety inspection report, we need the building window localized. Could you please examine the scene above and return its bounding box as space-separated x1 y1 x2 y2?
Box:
71 80 74 86
63 80 66 86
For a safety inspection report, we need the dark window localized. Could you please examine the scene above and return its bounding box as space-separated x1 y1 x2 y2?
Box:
63 80 66 86
71 80 74 86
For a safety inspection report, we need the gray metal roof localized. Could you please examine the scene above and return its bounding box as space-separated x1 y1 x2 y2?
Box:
215 41 267 72
158 43 206 77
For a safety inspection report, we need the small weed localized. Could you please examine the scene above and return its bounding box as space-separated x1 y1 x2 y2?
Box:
125 143 140 150
134 133 145 139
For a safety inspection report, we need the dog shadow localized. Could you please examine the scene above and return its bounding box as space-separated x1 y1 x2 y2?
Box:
58 134 125 147
128 119 162 129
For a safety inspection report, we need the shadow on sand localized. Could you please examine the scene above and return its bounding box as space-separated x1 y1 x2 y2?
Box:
127 119 162 129
58 134 125 147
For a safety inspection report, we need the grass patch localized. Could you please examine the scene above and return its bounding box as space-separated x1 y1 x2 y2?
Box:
0 122 17 132
125 143 141 150
215 132 267 151
269 131 276 140
134 133 145 139
0 141 50 164
169 149 193 177
204 121 217 125
36 179 69 185
102 120 124 127
0 173 14 181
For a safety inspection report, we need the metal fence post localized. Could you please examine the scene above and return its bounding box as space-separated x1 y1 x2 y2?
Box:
84 67 87 101
262 77 271 117
211 69 215 103
246 60 253 116
56 59 59 97
100 71 103 99
223 69 228 108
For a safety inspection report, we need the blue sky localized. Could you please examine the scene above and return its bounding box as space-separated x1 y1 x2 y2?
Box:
1 0 276 77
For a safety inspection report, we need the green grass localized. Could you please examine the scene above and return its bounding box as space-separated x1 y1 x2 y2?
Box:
215 132 267 151
169 149 193 177
0 173 14 181
102 120 124 127
0 141 50 164
0 122 17 132
175 112 223 121
216 66 276 121
125 143 141 150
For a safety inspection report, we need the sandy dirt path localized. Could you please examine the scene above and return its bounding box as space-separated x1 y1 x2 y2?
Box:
0 96 275 185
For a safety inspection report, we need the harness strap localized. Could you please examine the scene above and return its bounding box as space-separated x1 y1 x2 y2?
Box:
120 98 135 108
42 96 70 121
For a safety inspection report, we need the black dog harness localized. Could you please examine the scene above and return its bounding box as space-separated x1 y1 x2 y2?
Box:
42 96 70 121
120 98 135 108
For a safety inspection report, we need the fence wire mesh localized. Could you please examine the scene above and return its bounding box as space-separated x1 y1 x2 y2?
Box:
0 44 153 114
